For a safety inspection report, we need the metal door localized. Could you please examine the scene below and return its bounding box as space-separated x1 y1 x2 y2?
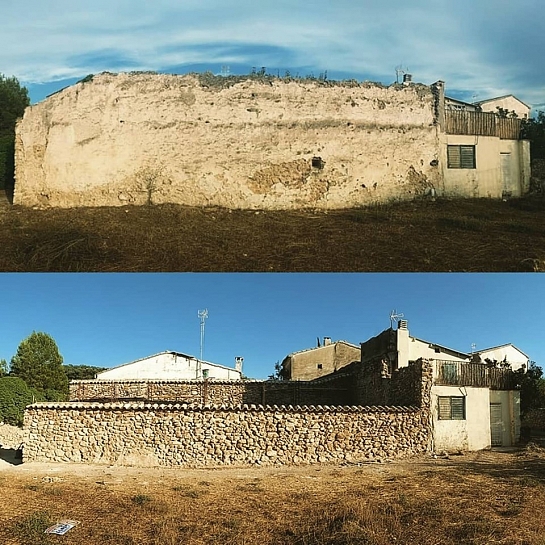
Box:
490 403 503 446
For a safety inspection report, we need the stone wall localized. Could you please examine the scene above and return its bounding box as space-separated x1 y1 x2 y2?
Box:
14 72 441 209
69 375 355 407
347 358 432 408
0 423 25 449
23 403 431 467
23 360 434 468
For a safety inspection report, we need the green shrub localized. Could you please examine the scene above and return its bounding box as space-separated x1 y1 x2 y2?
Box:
0 377 43 427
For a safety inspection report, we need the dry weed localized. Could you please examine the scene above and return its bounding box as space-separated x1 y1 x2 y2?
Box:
0 192 544 271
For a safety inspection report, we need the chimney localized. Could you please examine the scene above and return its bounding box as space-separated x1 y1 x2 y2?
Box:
235 356 244 373
323 337 332 346
402 73 413 85
398 319 408 330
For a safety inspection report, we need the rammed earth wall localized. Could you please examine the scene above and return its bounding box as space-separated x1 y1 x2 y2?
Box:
14 73 441 209
23 404 430 467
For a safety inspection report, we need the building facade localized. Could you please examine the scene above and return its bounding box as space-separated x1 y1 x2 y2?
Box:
96 351 242 381
358 320 525 450
280 338 361 380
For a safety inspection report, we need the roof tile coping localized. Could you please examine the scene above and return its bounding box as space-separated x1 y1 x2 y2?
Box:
27 402 419 412
70 379 263 384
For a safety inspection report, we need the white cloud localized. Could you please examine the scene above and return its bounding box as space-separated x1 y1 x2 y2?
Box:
3 0 544 108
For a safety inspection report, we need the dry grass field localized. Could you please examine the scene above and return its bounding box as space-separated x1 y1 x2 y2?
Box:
1 191 544 272
1 447 545 545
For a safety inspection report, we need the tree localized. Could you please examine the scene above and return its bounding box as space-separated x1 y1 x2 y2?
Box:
0 74 30 191
515 361 545 416
10 332 68 401
521 110 545 160
0 358 8 377
268 360 288 381
63 364 107 381
0 377 43 427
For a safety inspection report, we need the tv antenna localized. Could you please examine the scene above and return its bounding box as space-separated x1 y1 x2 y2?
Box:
198 309 208 362
389 309 404 328
221 65 230 77
471 343 476 354
395 65 408 84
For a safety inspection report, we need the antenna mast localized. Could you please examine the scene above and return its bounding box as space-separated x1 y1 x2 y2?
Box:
198 309 208 362
395 65 407 84
389 309 404 329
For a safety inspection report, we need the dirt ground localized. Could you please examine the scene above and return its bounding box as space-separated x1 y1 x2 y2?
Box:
1 190 545 272
1 447 544 544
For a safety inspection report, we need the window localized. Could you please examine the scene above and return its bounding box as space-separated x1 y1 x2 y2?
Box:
447 145 476 169
317 363 323 370
438 396 465 420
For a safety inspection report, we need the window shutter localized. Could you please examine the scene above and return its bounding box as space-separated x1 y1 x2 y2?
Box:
460 146 475 169
447 146 461 168
438 397 451 419
438 396 466 420
451 397 465 419
447 145 476 169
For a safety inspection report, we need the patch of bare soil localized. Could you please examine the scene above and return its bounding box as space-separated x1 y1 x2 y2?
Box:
0 447 544 544
0 194 544 271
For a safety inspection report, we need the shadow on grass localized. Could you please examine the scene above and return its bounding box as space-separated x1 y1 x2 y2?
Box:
1 196 544 271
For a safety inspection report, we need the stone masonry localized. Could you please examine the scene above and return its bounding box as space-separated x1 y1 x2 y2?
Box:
14 72 442 209
24 360 434 467
23 403 430 467
69 375 355 407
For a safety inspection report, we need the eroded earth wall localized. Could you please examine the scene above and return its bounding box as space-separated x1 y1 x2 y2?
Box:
14 73 441 209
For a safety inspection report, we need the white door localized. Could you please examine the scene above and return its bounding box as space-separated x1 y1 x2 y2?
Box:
490 403 503 446
500 153 513 195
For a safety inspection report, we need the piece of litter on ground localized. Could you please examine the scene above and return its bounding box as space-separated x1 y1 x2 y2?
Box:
45 520 79 535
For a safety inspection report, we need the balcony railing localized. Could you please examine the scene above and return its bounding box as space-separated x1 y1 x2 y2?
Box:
445 111 523 140
435 360 518 390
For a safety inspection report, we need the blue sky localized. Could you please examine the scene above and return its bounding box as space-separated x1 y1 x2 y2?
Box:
1 273 543 379
2 0 544 110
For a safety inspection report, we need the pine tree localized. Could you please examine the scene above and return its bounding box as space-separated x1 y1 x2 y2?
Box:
0 74 30 191
10 332 68 401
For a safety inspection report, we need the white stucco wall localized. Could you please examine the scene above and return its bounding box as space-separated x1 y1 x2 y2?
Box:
440 135 528 198
431 385 491 451
97 352 241 380
397 328 468 368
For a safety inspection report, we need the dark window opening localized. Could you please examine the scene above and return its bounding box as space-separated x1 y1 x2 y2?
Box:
317 363 323 369
447 145 476 169
312 156 325 169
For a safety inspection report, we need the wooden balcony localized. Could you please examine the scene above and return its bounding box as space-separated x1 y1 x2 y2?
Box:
435 360 518 390
445 111 523 140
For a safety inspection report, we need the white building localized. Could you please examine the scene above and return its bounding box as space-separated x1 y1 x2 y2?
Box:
96 351 242 381
360 321 528 451
474 95 531 119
